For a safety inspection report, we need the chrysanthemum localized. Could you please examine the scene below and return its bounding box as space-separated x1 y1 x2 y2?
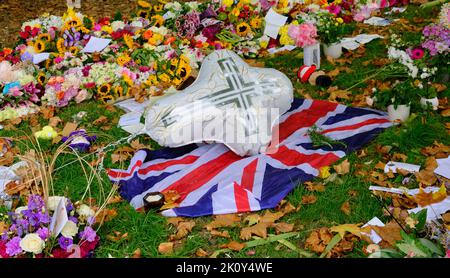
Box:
236 22 251 37
34 39 46 53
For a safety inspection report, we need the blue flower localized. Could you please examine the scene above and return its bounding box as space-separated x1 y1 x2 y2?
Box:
2 81 21 95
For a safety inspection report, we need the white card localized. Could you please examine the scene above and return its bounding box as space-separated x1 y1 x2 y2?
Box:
354 34 383 44
49 198 68 236
364 17 392 26
384 161 420 174
81 37 111 53
33 52 50 64
340 38 360 50
435 156 450 179
264 9 288 39
362 217 385 244
267 45 296 54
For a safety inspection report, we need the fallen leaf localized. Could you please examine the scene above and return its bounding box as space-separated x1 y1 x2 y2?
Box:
107 195 123 205
196 248 208 257
305 181 325 192
415 169 437 186
169 221 196 241
301 195 317 205
48 116 62 127
158 242 174 254
132 248 141 258
222 241 246 251
240 222 268 240
333 159 350 175
167 217 185 227
61 122 78 137
442 212 450 223
160 190 181 210
95 208 118 223
330 223 362 238
368 221 402 246
305 227 333 254
244 214 261 226
273 222 294 233
93 116 108 126
205 214 241 231
210 230 230 238
413 184 447 207
130 139 146 150
41 106 55 119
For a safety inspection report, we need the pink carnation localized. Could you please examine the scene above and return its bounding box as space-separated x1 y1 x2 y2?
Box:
288 23 317 48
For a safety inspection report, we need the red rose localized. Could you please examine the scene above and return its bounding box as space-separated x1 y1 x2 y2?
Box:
0 242 10 258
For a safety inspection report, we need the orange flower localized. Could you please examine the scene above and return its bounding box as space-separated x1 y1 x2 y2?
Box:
3 48 12 56
143 29 153 40
56 91 65 100
164 37 176 45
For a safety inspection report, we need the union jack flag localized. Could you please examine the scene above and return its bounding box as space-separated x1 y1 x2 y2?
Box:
108 99 392 217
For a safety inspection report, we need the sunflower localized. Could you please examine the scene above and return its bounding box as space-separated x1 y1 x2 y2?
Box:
69 46 79 56
148 33 163 46
98 83 111 94
137 0 152 9
114 85 125 98
236 22 251 37
172 77 182 87
34 40 46 53
176 62 191 80
145 75 159 86
123 34 134 49
56 38 66 53
76 26 90 34
158 0 169 4
158 73 170 83
37 72 47 85
117 54 131 66
38 33 51 41
64 18 82 30
250 17 262 29
153 4 163 12
137 9 149 19
151 15 165 27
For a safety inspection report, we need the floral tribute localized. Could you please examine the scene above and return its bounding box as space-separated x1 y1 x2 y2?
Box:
0 195 98 258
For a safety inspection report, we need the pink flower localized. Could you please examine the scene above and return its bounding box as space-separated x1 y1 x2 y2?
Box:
75 89 89 103
288 23 317 48
327 4 341 15
446 249 450 258
409 48 425 60
54 56 64 64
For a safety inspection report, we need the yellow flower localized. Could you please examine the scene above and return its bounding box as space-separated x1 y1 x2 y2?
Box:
38 33 51 41
279 25 294 45
64 18 82 30
148 33 163 45
69 46 79 56
123 75 133 86
151 15 165 27
319 166 331 179
145 75 158 86
123 34 134 49
137 9 149 19
154 4 163 12
176 61 191 80
250 17 262 29
98 83 111 95
37 72 47 85
158 0 169 3
114 85 127 98
76 26 90 34
101 25 113 34
336 17 344 24
56 38 66 53
260 39 268 49
223 0 234 7
117 54 131 66
137 0 152 8
231 8 240 17
34 40 46 53
236 22 251 37
158 73 170 83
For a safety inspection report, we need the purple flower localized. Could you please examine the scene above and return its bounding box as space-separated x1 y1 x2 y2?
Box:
68 216 78 224
37 227 50 240
6 237 22 257
27 195 45 211
58 236 73 251
79 226 97 242
20 52 33 62
87 216 96 226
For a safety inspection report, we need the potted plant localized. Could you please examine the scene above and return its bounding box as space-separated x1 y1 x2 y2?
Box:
416 81 439 110
315 12 352 59
374 81 414 123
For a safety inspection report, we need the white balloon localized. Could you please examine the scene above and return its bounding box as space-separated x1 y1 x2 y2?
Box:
143 50 293 156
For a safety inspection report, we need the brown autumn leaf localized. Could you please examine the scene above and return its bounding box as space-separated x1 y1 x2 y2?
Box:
210 229 230 238
424 157 438 171
196 248 209 257
330 223 362 238
158 242 174 254
222 241 246 251
9 117 22 126
29 115 40 127
369 221 402 246
170 220 196 241
41 106 55 119
61 122 78 137
240 222 268 240
415 169 437 186
272 222 294 234
305 181 325 192
106 231 129 242
260 210 285 224
305 227 333 254
205 214 241 231
440 109 450 117
130 139 146 150
348 190 358 197
340 201 351 215
333 159 350 175
0 221 8 233
301 195 317 205
93 116 108 126
48 116 62 127
412 184 447 207
95 208 118 223
243 214 261 226
167 217 185 227
392 153 408 162
132 248 141 258
374 161 386 170
328 89 351 102
107 195 123 205
442 212 450 223
160 190 181 210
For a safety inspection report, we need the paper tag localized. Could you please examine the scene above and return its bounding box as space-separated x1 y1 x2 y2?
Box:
362 217 385 244
264 9 288 39
81 37 111 53
384 161 420 174
49 198 68 236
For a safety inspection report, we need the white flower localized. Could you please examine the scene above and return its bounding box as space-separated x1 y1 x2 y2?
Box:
15 206 28 214
77 204 95 218
46 196 66 211
20 233 45 254
61 221 78 238
111 21 125 32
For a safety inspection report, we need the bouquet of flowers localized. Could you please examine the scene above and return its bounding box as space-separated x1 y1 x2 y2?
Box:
0 195 99 258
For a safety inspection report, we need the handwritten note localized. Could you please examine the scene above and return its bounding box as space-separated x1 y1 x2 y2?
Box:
81 37 111 53
264 9 288 39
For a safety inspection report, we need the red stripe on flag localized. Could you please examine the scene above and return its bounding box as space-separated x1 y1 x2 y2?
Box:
107 160 143 179
234 182 251 213
269 145 340 169
276 101 339 144
320 118 390 134
163 151 241 202
137 155 199 175
241 159 258 192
